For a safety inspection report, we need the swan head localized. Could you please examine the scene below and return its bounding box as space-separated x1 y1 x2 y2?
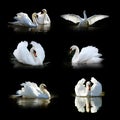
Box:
29 41 45 65
39 83 47 90
42 9 47 14
70 45 78 54
32 12 38 18
86 81 91 91
30 47 37 57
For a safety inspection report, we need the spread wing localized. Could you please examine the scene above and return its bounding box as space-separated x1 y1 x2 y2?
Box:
61 14 82 24
87 15 109 25
9 12 36 27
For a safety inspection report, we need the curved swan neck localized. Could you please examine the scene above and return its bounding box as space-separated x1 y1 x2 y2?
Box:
39 84 51 98
30 47 43 65
32 13 38 26
72 46 79 63
85 82 91 96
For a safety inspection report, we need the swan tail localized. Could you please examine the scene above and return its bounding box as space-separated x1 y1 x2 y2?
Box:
79 46 103 63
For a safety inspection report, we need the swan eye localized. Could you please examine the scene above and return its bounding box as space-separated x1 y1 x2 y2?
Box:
43 84 47 89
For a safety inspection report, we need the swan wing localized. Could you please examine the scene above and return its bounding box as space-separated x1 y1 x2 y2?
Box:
17 81 40 98
75 78 86 96
90 77 102 96
36 13 44 24
30 41 45 63
87 15 109 25
61 14 82 24
13 41 35 65
78 46 102 63
36 13 51 24
11 12 35 27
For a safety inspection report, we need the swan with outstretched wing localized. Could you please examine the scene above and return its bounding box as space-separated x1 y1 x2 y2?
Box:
61 10 109 27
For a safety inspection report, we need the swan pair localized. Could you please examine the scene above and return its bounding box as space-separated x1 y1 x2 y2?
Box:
61 10 109 27
15 81 51 99
75 77 102 96
9 9 51 27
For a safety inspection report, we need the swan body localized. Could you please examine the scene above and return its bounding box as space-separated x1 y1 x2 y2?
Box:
70 45 103 64
75 96 102 113
16 81 51 99
35 9 51 25
8 12 37 27
13 41 45 66
9 9 51 27
61 10 109 27
75 77 102 96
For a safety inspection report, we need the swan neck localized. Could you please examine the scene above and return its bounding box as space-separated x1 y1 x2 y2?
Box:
83 10 87 19
85 84 91 96
40 87 51 98
32 14 38 26
72 46 79 63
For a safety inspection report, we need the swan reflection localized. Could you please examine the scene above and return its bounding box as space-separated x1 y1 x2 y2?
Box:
11 56 50 69
8 24 51 32
75 96 102 113
16 98 51 108
72 62 103 69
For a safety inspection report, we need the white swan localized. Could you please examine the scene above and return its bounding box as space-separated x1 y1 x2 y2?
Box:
35 9 51 25
8 9 51 27
13 41 45 66
75 96 102 113
75 77 102 96
61 10 109 27
8 12 38 27
16 81 51 99
70 45 103 64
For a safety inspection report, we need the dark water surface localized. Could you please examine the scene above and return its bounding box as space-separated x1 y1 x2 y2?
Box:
1 0 118 119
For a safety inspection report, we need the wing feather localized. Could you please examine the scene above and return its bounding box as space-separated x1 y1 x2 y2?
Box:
87 15 109 25
61 14 82 24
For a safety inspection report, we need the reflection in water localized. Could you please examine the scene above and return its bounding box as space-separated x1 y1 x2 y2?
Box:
68 24 98 31
72 62 103 69
8 24 51 32
75 96 102 113
16 97 51 108
11 56 50 69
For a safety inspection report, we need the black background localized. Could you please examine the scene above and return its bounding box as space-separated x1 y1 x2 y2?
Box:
0 0 118 119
